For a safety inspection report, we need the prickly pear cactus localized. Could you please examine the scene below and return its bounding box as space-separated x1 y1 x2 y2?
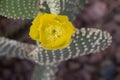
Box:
60 0 86 21
46 0 86 21
0 0 86 20
29 28 112 65
0 37 36 58
0 0 112 80
0 0 39 19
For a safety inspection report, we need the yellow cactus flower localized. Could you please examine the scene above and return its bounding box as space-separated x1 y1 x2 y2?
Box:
29 13 76 50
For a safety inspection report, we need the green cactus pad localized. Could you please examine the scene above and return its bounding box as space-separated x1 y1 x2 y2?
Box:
60 0 86 21
0 0 39 19
29 28 112 65
46 0 86 21
0 37 36 58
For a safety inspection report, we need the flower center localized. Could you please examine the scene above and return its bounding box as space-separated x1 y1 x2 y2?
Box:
52 29 56 34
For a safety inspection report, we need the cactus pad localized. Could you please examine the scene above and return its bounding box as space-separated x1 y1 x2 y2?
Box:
46 0 86 21
0 0 39 19
0 37 36 58
29 28 112 65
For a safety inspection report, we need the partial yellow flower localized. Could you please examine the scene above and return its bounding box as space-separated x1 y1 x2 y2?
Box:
29 13 76 50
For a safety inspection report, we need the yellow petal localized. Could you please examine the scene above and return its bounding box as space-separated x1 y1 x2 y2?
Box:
29 24 40 40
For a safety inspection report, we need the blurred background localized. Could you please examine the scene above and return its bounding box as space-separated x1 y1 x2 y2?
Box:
0 0 120 80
